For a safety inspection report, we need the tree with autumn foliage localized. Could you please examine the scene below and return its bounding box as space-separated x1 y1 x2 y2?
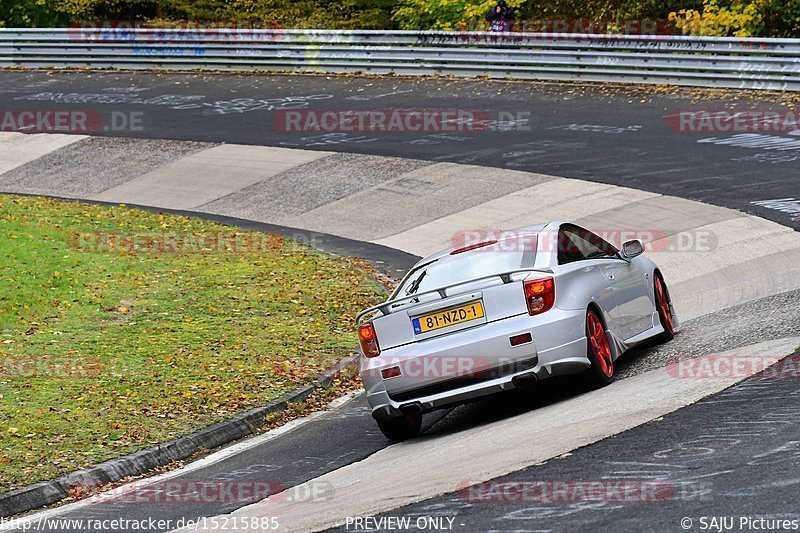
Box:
1 0 798 36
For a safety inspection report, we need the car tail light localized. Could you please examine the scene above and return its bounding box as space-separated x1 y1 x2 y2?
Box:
358 322 380 358
523 277 555 316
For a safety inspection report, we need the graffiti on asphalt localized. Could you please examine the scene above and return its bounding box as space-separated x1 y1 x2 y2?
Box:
549 123 643 134
751 198 800 222
15 91 335 115
279 132 378 147
698 134 800 151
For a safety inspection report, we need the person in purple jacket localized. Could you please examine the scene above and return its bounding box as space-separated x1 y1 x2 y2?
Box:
486 0 516 32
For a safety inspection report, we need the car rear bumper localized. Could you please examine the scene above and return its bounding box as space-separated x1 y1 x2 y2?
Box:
360 307 591 422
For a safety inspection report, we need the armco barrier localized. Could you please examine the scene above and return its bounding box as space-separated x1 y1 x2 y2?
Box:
1 28 799 91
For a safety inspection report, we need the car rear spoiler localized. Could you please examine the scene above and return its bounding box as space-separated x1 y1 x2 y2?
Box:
356 267 553 324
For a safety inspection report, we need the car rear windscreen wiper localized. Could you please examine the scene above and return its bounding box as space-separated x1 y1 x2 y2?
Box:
406 271 427 295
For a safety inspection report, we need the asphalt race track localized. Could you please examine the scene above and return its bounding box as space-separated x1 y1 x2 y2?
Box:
1 70 799 532
0 71 798 230
350 352 800 533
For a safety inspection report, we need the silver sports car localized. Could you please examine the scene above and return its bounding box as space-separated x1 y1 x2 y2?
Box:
357 221 678 441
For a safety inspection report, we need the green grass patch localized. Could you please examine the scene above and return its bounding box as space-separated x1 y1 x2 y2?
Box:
0 195 383 492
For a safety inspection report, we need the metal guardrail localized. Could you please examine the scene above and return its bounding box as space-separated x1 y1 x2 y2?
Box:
1 28 799 91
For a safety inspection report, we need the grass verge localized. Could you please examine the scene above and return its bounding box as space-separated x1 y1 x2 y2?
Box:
0 195 383 492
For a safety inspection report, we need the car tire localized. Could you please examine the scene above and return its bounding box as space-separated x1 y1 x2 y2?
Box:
583 308 615 387
376 413 422 442
654 274 675 343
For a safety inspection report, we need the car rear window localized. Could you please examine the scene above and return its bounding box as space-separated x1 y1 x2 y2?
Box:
397 237 537 297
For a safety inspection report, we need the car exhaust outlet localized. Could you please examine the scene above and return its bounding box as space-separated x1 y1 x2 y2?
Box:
511 373 538 389
399 402 423 415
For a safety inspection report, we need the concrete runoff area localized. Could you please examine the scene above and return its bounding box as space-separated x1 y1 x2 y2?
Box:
92 145 330 210
0 136 211 197
281 163 555 242
0 132 85 175
197 153 431 226
373 179 662 255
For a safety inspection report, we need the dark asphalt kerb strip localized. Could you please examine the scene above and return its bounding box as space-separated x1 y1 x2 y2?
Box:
0 192 421 518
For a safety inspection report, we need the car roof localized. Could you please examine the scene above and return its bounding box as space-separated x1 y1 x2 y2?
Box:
412 222 554 268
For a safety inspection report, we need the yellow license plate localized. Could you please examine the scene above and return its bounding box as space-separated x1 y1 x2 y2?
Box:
412 301 485 334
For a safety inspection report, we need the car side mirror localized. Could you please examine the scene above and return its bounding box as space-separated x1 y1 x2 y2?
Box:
620 239 644 260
